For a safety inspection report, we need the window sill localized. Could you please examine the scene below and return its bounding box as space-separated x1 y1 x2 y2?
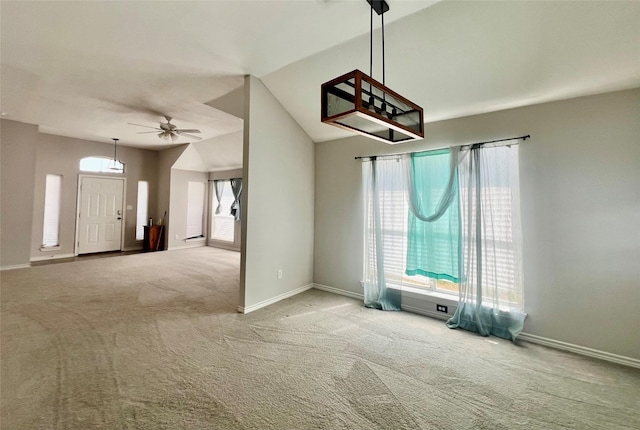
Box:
392 284 459 305
40 246 61 252
209 238 234 244
360 281 458 305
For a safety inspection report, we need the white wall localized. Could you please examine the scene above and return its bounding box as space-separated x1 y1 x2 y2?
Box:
241 75 315 311
156 145 187 250
0 120 38 268
206 85 245 121
314 88 640 360
172 144 208 172
168 168 208 250
30 133 158 257
0 119 158 266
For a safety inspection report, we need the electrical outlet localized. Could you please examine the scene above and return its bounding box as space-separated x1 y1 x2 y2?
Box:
175 234 179 240
436 304 448 313
277 269 283 280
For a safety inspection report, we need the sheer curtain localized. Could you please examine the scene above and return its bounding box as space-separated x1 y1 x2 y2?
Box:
214 180 225 214
446 145 525 341
230 178 243 221
362 157 404 310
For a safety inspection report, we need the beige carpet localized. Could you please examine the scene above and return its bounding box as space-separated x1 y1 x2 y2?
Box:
1 247 639 429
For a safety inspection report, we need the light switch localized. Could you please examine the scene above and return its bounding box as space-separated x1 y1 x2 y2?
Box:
126 205 133 210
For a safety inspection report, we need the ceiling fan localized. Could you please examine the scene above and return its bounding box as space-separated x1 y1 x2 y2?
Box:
128 116 202 141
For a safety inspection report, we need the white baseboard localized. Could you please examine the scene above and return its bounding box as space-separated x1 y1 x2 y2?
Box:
207 242 241 252
0 263 31 271
313 283 453 321
30 253 75 262
518 332 640 369
313 283 364 300
168 242 206 251
313 283 640 369
238 283 314 314
184 237 206 244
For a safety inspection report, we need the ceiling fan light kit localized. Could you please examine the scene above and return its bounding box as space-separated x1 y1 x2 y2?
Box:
129 116 202 142
321 0 424 144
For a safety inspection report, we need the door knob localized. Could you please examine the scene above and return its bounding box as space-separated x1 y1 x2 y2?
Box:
117 217 122 220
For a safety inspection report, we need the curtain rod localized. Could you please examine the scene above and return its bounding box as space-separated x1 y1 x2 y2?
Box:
354 134 530 160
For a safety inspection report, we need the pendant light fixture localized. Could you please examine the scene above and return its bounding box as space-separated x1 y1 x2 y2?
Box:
321 0 424 144
109 138 123 172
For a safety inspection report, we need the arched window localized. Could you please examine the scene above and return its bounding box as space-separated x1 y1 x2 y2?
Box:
79 157 125 174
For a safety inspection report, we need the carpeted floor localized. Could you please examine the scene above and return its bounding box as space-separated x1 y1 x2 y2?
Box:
1 247 639 429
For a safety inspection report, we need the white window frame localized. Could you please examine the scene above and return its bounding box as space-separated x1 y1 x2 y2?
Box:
79 156 125 174
366 209 460 297
41 174 62 250
210 180 236 243
363 149 522 309
136 181 148 241
186 181 205 239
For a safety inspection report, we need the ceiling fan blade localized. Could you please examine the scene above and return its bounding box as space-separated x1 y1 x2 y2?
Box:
179 133 202 141
136 131 160 134
175 129 201 134
128 123 161 130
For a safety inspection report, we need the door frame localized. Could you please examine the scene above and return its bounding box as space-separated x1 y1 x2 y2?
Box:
74 174 127 256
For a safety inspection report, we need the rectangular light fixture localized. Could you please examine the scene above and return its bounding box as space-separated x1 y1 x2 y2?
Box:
321 69 424 144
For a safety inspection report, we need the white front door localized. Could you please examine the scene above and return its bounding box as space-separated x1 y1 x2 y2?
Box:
77 176 124 254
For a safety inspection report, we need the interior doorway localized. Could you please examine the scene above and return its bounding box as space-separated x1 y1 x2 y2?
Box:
76 175 125 255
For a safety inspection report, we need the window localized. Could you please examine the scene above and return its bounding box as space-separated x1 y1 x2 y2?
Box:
211 180 235 242
186 181 205 239
79 157 124 173
364 166 459 295
136 181 148 240
42 174 62 248
364 146 521 305
363 145 524 338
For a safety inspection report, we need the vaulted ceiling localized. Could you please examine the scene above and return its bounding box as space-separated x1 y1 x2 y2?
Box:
1 1 639 154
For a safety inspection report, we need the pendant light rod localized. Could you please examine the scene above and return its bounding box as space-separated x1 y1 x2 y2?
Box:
112 138 119 161
108 138 123 171
381 10 385 86
369 6 373 79
367 0 388 85
367 0 387 107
